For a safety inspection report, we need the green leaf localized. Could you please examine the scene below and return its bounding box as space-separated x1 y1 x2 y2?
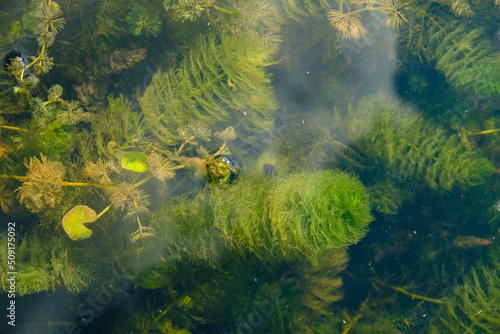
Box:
121 151 148 172
62 205 97 241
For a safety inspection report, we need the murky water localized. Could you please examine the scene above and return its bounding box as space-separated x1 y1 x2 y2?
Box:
0 1 499 333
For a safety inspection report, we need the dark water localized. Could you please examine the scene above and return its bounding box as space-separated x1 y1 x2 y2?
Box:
1 1 499 333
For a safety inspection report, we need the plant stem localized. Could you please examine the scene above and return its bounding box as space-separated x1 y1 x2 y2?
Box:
472 129 500 135
1 125 29 132
0 175 26 181
0 175 114 190
43 98 70 107
177 136 195 154
341 313 362 334
60 181 112 189
23 44 46 75
213 142 226 156
209 5 238 16
96 204 112 220
375 281 446 304
132 174 153 188
22 0 55 79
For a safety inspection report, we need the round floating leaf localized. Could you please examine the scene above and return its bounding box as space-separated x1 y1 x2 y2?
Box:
121 151 148 172
62 205 97 241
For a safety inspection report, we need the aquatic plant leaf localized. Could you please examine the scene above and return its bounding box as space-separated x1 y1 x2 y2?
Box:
121 151 148 172
62 205 97 241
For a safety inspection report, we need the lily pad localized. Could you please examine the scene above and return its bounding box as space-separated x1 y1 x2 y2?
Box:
62 205 97 241
121 151 148 172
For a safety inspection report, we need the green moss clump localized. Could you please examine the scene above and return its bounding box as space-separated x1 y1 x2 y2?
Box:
268 170 372 255
212 170 373 262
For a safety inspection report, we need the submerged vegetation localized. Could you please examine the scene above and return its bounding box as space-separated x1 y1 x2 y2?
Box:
351 95 494 193
211 170 372 262
0 0 498 333
140 33 278 145
429 247 500 333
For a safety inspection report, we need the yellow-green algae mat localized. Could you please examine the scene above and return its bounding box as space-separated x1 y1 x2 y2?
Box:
62 205 97 240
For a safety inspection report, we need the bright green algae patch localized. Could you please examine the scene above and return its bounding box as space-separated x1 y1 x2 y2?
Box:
211 169 373 262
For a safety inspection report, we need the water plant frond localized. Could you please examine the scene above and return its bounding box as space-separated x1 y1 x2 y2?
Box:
140 33 278 147
328 10 367 39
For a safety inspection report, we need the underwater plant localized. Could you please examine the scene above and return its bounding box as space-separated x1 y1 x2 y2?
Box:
328 0 498 39
167 0 239 22
126 7 162 38
0 113 239 242
5 2 499 334
16 153 66 212
277 0 332 21
328 0 410 39
428 247 500 333
4 0 66 94
210 169 373 263
133 202 352 333
327 0 499 97
140 32 278 146
132 168 372 277
298 250 348 321
0 182 15 214
1 70 84 162
0 232 96 296
348 95 493 193
42 85 84 126
270 93 493 215
400 6 500 97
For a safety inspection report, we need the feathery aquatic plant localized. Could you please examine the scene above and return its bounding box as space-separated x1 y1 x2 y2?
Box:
140 169 372 269
429 248 500 333
4 0 66 92
16 154 66 212
401 10 500 97
350 96 493 193
140 33 278 146
212 170 373 262
126 7 162 38
0 233 95 296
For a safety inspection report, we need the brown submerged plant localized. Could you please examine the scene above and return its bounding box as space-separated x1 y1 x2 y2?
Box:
0 182 15 214
147 152 176 181
16 154 66 212
110 183 149 211
84 158 116 185
328 10 366 39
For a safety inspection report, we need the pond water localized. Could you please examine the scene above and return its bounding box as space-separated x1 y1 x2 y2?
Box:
0 1 499 333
